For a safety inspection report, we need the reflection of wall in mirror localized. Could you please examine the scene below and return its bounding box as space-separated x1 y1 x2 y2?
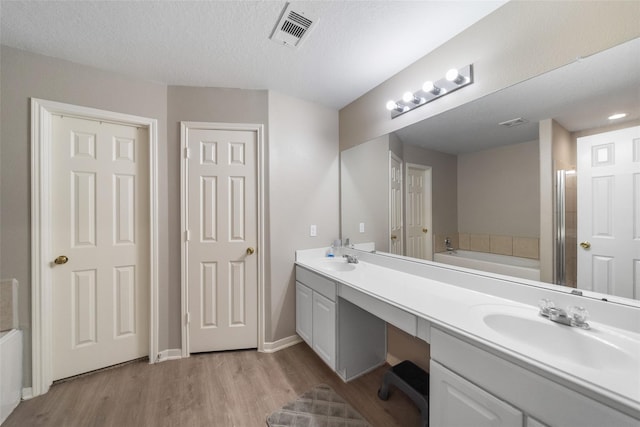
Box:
342 136 458 255
341 136 391 252
457 140 540 258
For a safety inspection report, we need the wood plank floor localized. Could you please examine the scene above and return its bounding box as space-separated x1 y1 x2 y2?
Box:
5 343 421 426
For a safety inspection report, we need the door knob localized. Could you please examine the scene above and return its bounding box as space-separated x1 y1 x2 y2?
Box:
246 247 255 255
580 241 591 249
390 235 397 240
54 255 69 265
422 228 428 233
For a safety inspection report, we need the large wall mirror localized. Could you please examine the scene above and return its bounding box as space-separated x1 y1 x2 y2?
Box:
341 37 640 303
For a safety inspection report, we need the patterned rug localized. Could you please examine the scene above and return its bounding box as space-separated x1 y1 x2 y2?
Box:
267 384 371 427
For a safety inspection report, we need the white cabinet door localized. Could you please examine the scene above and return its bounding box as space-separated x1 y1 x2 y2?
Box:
295 282 313 345
430 361 523 427
312 292 336 369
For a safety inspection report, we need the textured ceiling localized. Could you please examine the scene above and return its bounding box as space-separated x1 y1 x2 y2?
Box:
0 1 507 109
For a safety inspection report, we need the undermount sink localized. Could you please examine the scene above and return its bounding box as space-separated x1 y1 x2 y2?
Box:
317 258 357 272
471 304 639 372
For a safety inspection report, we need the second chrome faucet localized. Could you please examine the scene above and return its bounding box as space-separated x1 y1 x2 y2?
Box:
343 254 359 264
538 298 590 329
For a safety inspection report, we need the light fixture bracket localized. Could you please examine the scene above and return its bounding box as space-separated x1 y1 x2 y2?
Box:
389 64 474 119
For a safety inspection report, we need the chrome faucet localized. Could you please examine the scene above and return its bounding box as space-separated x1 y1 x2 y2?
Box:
445 237 455 252
343 254 359 264
538 299 590 329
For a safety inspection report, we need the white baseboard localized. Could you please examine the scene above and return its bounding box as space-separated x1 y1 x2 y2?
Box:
21 387 33 400
386 352 402 367
262 335 303 353
157 348 182 362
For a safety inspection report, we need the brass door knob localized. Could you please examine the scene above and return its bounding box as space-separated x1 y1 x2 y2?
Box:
54 255 69 265
422 228 428 233
246 247 255 255
580 241 591 249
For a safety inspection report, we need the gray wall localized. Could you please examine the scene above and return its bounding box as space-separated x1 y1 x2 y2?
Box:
0 45 169 385
267 91 339 340
458 140 539 237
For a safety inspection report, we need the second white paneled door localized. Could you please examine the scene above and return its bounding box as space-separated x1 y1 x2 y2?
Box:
183 124 258 353
51 115 149 380
406 164 432 260
389 152 403 255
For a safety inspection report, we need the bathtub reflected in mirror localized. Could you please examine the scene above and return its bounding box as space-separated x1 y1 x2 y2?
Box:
434 250 540 282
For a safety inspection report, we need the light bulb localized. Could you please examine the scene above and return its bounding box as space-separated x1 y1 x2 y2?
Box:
608 113 627 120
446 68 466 84
386 100 398 111
402 92 414 103
422 81 441 95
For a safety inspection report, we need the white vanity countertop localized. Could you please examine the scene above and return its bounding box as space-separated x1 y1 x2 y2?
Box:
295 252 640 416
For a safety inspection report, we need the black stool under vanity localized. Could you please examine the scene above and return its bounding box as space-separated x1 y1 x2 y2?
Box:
378 360 430 427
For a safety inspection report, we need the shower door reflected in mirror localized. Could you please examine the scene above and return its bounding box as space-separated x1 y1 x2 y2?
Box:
555 169 577 287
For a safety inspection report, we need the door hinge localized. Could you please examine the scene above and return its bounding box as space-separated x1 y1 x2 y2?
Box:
184 147 190 159
184 229 190 241
186 312 190 324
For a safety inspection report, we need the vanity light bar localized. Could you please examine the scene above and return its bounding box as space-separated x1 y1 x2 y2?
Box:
386 64 474 119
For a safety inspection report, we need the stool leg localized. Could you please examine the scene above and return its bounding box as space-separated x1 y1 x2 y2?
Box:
378 372 391 400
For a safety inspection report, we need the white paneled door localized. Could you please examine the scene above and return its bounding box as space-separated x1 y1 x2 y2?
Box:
389 152 403 255
184 126 258 352
52 116 149 380
406 164 432 260
577 126 640 299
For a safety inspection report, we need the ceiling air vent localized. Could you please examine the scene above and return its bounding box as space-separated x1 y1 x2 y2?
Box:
499 117 529 128
270 4 316 48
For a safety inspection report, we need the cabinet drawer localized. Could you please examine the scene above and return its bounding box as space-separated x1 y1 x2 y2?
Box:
339 285 417 336
430 361 522 427
296 266 336 301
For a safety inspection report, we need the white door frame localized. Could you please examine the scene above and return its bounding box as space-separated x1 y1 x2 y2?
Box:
180 122 265 356
30 98 159 397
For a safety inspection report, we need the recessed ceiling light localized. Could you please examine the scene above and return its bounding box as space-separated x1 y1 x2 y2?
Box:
608 113 627 120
